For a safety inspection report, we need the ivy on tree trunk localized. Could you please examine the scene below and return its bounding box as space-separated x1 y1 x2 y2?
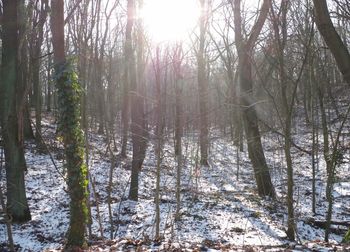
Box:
50 0 88 248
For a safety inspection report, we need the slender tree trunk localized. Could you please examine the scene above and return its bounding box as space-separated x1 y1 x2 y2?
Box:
47 51 52 112
17 0 34 142
175 74 183 221
312 0 350 242
128 0 148 201
172 45 184 220
270 0 295 239
19 37 34 140
120 75 129 158
0 175 15 252
32 0 48 145
154 47 163 239
127 0 139 200
33 57 42 141
233 0 275 198
120 0 134 158
0 0 31 223
316 75 333 242
198 0 209 166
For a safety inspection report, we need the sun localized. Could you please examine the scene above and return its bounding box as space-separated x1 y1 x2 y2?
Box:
140 0 200 43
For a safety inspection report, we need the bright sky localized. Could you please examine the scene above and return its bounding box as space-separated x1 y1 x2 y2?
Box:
140 0 259 44
141 0 200 43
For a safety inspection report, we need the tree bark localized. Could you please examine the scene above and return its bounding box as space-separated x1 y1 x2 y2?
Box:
32 0 48 146
128 0 148 201
313 0 350 84
51 0 88 248
233 0 275 198
312 0 350 242
120 0 134 158
270 0 295 240
154 47 163 239
0 0 31 223
198 0 209 166
173 45 183 220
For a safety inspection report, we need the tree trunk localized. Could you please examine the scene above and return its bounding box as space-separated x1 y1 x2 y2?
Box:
233 0 275 198
174 47 183 220
128 0 148 201
154 47 163 239
0 0 31 223
270 0 295 239
197 0 209 166
120 0 134 158
17 1 34 142
313 0 350 84
312 0 350 242
50 0 88 248
32 0 48 146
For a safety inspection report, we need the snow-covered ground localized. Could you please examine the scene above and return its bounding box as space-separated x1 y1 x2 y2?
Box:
1 116 350 251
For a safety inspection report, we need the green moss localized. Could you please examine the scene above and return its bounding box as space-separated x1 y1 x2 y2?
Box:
343 229 350 243
55 61 88 248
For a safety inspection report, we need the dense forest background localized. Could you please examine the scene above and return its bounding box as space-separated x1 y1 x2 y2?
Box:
1 0 350 251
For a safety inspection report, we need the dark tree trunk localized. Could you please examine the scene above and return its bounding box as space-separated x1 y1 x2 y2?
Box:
233 0 275 198
120 0 134 158
46 51 52 112
312 0 350 242
50 0 88 248
173 45 184 219
154 47 164 239
127 0 148 201
313 0 350 84
18 0 34 141
0 0 31 223
239 56 275 198
31 0 48 145
270 0 295 239
198 0 209 166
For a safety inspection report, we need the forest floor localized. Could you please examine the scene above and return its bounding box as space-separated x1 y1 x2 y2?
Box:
1 114 350 251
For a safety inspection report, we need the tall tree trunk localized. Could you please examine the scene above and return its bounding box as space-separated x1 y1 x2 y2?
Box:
18 1 34 140
0 0 31 223
46 51 52 112
312 0 350 242
128 0 148 201
270 0 295 240
120 0 134 158
313 0 350 84
32 0 48 145
233 0 275 198
50 0 88 248
197 0 209 166
173 45 184 220
154 47 163 239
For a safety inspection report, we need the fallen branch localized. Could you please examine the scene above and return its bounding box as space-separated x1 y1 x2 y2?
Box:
305 217 350 235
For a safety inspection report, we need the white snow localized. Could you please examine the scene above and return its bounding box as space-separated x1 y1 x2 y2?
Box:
1 117 350 251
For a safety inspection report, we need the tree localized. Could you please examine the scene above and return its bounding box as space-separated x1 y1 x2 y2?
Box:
269 0 296 240
50 0 88 248
30 0 49 146
153 46 164 239
172 44 184 220
120 0 134 158
312 0 350 243
233 0 275 198
197 0 210 166
313 0 350 85
128 0 148 201
0 0 31 223
18 0 35 141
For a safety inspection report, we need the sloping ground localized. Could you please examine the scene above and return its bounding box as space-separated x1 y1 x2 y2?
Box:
1 116 350 251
